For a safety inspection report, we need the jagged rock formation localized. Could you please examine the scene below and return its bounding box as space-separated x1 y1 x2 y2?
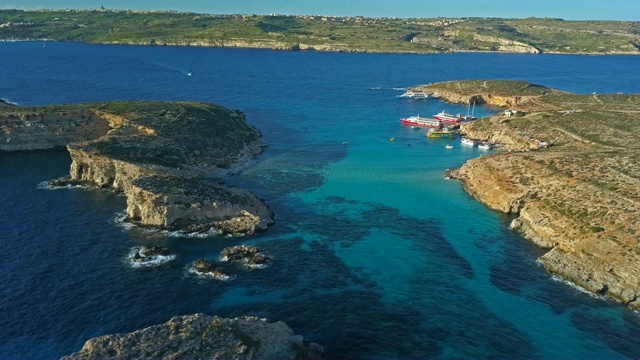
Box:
424 80 640 310
191 259 231 279
0 101 273 236
62 314 324 360
222 245 271 268
126 175 271 235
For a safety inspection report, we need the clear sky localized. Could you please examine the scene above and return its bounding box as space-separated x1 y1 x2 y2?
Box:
1 0 638 21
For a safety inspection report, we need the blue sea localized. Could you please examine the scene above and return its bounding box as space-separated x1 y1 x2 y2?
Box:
1 42 640 359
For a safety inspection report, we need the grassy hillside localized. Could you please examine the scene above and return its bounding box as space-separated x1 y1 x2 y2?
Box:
1 9 639 54
0 101 262 168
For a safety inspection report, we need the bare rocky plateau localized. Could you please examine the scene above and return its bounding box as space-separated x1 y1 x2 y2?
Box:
417 80 640 310
61 314 324 360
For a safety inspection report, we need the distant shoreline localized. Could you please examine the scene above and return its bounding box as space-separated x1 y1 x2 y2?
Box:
2 39 639 56
1 9 638 56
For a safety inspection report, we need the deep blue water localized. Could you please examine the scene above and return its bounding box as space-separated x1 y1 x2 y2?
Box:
1 42 640 359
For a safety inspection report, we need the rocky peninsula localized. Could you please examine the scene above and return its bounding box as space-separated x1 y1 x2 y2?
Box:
0 101 273 235
415 80 640 310
62 314 324 360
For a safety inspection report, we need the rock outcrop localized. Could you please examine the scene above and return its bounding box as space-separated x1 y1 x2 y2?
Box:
126 176 271 235
222 245 271 268
429 80 640 310
191 259 231 280
1 101 273 236
62 314 324 360
413 80 556 108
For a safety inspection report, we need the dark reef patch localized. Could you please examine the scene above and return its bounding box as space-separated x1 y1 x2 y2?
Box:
210 238 536 359
571 308 640 359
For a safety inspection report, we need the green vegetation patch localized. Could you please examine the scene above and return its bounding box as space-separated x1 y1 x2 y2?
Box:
4 100 263 170
1 10 638 54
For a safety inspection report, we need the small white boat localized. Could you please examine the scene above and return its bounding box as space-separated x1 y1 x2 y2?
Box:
397 90 430 99
445 144 453 149
461 137 475 146
478 142 492 150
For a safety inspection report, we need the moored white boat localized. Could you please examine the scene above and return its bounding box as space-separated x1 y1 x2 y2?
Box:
397 90 430 99
433 111 462 124
461 137 475 146
478 142 492 150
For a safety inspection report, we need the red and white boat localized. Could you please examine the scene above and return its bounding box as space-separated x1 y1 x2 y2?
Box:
433 111 463 124
400 115 443 128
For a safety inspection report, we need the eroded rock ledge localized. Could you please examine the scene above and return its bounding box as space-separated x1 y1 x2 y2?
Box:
0 101 273 236
62 314 324 360
420 80 640 310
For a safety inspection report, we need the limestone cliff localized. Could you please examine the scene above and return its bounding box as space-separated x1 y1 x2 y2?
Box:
428 80 640 310
472 34 541 54
1 101 273 236
62 314 324 360
116 38 354 53
126 175 271 235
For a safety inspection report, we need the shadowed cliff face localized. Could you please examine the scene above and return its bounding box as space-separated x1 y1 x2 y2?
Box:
431 80 640 311
0 101 273 236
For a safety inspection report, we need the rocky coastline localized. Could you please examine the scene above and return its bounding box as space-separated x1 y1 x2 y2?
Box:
62 314 324 360
0 101 273 236
420 80 640 310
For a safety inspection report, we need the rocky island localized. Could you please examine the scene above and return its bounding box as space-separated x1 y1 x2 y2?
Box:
0 100 273 236
414 80 640 310
62 314 324 359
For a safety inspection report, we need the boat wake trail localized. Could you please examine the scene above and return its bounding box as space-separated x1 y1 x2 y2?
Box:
150 61 192 77
368 87 407 91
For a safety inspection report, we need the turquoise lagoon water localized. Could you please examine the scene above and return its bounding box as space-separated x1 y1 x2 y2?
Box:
1 42 640 359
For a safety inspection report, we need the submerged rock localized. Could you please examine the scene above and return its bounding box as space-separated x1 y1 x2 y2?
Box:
61 313 324 360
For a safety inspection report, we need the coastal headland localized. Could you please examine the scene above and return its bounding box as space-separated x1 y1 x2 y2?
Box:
1 9 639 55
0 100 273 236
416 80 640 310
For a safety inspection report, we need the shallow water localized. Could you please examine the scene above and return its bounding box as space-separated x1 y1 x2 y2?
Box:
1 42 640 359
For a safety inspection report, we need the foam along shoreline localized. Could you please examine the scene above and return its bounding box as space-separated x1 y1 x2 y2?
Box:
127 246 176 268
